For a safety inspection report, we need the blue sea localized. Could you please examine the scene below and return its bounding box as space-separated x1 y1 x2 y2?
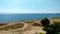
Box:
0 14 60 22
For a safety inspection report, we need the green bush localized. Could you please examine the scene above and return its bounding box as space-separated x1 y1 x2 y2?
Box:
41 18 50 26
41 18 60 34
45 22 60 34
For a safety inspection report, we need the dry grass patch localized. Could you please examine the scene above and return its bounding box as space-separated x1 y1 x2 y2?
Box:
0 23 8 26
0 23 24 31
32 23 40 26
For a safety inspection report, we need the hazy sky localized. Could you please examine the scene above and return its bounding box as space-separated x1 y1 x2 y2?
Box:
0 0 60 13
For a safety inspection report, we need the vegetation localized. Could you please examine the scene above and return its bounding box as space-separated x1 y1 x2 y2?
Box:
41 17 60 34
0 23 24 31
35 32 44 34
0 23 7 26
32 23 40 26
46 22 60 34
0 17 60 34
25 20 33 23
41 18 50 26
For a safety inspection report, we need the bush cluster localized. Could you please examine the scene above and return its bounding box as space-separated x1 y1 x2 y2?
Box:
41 18 60 34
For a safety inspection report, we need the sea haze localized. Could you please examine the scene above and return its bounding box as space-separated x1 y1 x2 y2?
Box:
0 14 60 22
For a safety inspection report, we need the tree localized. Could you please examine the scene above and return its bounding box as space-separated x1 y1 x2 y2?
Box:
41 18 60 34
41 18 50 26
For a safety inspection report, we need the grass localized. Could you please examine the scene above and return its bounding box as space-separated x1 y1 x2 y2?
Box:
35 32 44 34
0 23 24 31
32 23 40 26
0 23 7 26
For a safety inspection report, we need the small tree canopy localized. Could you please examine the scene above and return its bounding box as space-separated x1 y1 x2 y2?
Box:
41 18 50 26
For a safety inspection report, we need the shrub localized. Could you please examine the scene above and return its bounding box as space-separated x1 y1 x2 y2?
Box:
46 22 60 34
32 23 40 26
41 18 50 26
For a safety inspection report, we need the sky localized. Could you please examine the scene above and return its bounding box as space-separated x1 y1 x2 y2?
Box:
0 0 60 13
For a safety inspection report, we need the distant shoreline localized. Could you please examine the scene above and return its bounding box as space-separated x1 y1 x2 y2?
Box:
0 14 60 22
0 17 60 23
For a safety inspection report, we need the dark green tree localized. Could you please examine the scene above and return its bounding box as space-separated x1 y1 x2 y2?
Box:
41 18 50 27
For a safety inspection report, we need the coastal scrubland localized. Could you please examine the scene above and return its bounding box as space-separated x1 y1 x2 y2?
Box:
0 17 60 34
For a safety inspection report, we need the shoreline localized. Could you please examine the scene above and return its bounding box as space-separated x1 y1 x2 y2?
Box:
0 17 60 23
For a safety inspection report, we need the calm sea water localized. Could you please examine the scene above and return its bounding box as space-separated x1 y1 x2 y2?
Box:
0 14 60 22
